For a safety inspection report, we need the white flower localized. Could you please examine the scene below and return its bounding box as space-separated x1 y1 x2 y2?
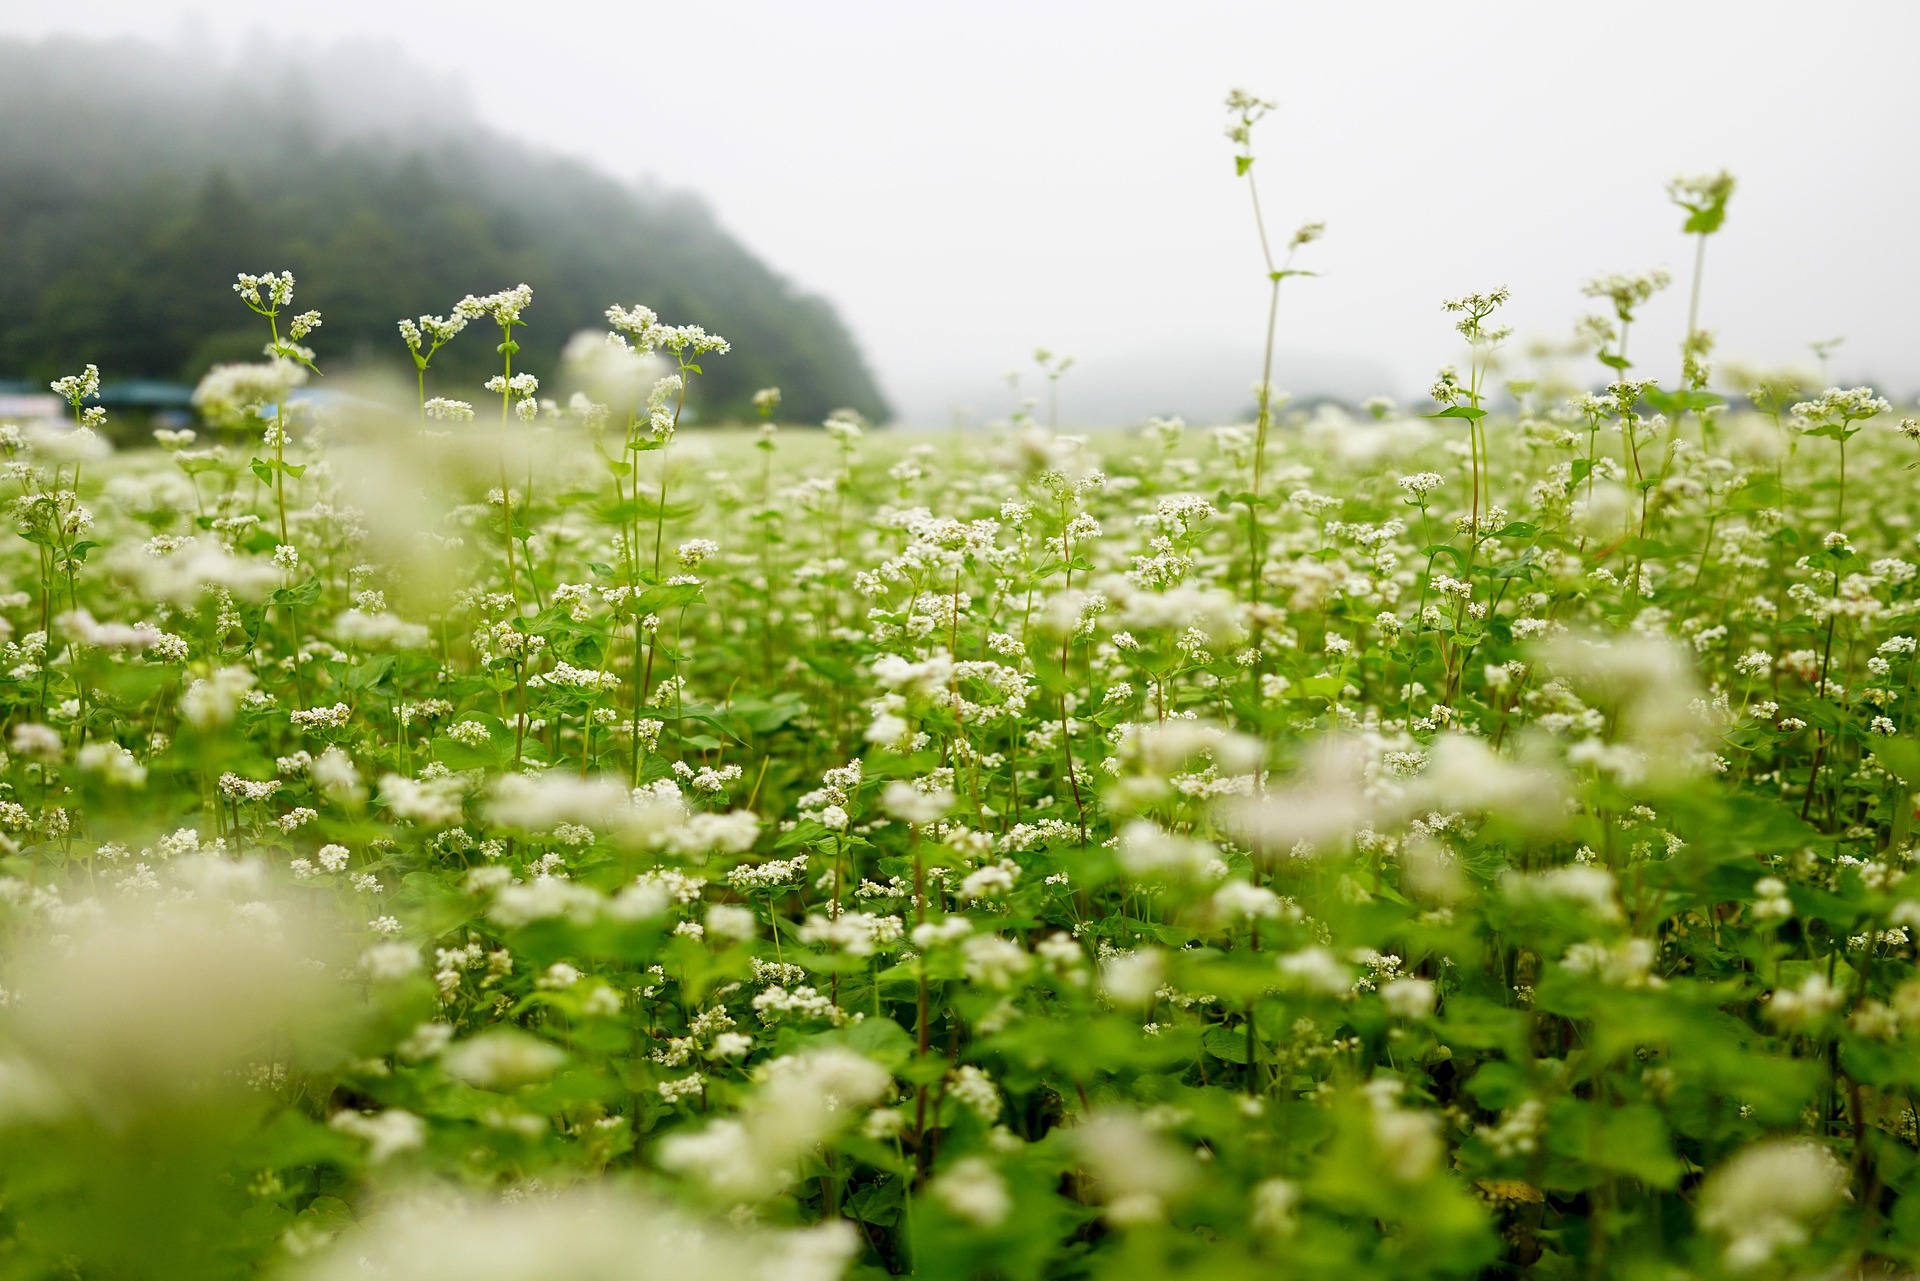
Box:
49 363 100 403
705 904 757 941
290 1189 856 1281
1561 938 1660 988
448 720 491 748
75 741 145 787
329 1108 426 1162
396 1022 453 1061
360 942 420 983
490 879 609 928
335 610 430 649
537 962 584 990
1251 1177 1299 1235
1276 946 1351 996
380 774 467 827
1210 880 1281 921
58 609 158 652
1099 949 1165 1007
798 911 900 957
947 1064 1002 1122
456 283 534 325
290 703 352 733
441 1030 566 1089
1767 974 1843 1028
191 360 306 428
1116 819 1219 881
957 860 1019 901
1698 1140 1846 1270
910 916 973 949
709 1032 753 1060
312 747 365 803
657 1047 890 1202
871 651 955 696
1408 734 1566 832
129 538 280 604
1372 1103 1442 1183
932 1157 1011 1228
1502 865 1622 924
961 935 1031 989
675 538 719 568
179 666 257 730
1075 1110 1194 1226
881 781 952 825
9 723 61 761
1380 977 1437 1019
482 772 633 832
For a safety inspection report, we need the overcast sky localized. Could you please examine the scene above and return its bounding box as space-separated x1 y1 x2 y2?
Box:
5 1 1916 424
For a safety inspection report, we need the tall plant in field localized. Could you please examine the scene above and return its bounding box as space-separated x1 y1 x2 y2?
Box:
1224 89 1322 616
1668 169 1736 392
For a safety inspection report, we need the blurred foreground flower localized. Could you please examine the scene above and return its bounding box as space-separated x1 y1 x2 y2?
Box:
292 1189 856 1281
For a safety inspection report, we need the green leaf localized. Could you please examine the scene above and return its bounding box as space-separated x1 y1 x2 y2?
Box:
268 576 323 607
1683 206 1727 235
1547 1100 1681 1188
342 655 394 692
1642 386 1724 417
1463 1061 1533 1110
1727 474 1788 512
845 1176 905 1227
1802 421 1858 442
1619 537 1691 560
1202 1023 1251 1064
1299 674 1347 700
1874 739 1920 786
1483 554 1538 581
1437 994 1526 1056
294 1195 356 1236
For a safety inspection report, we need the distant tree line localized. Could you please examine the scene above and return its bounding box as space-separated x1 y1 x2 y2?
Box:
0 38 890 425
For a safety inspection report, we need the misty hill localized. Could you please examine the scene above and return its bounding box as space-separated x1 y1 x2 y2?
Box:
0 38 889 423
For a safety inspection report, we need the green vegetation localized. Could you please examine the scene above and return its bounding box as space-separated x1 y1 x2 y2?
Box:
0 76 1918 1281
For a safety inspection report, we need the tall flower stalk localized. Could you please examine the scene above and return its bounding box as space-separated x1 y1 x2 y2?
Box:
398 311 471 432
1425 288 1509 702
233 271 321 547
604 303 729 777
462 284 536 604
1225 89 1321 688
1667 171 1735 394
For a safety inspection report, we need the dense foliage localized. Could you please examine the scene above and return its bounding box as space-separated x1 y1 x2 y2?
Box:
3 93 1920 1281
0 40 889 425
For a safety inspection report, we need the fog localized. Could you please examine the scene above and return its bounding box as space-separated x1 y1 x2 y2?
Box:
4 0 1916 424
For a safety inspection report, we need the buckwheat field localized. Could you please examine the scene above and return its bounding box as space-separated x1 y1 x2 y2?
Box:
2 93 1918 1281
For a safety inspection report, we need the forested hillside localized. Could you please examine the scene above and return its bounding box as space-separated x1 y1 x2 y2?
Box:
0 38 889 423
